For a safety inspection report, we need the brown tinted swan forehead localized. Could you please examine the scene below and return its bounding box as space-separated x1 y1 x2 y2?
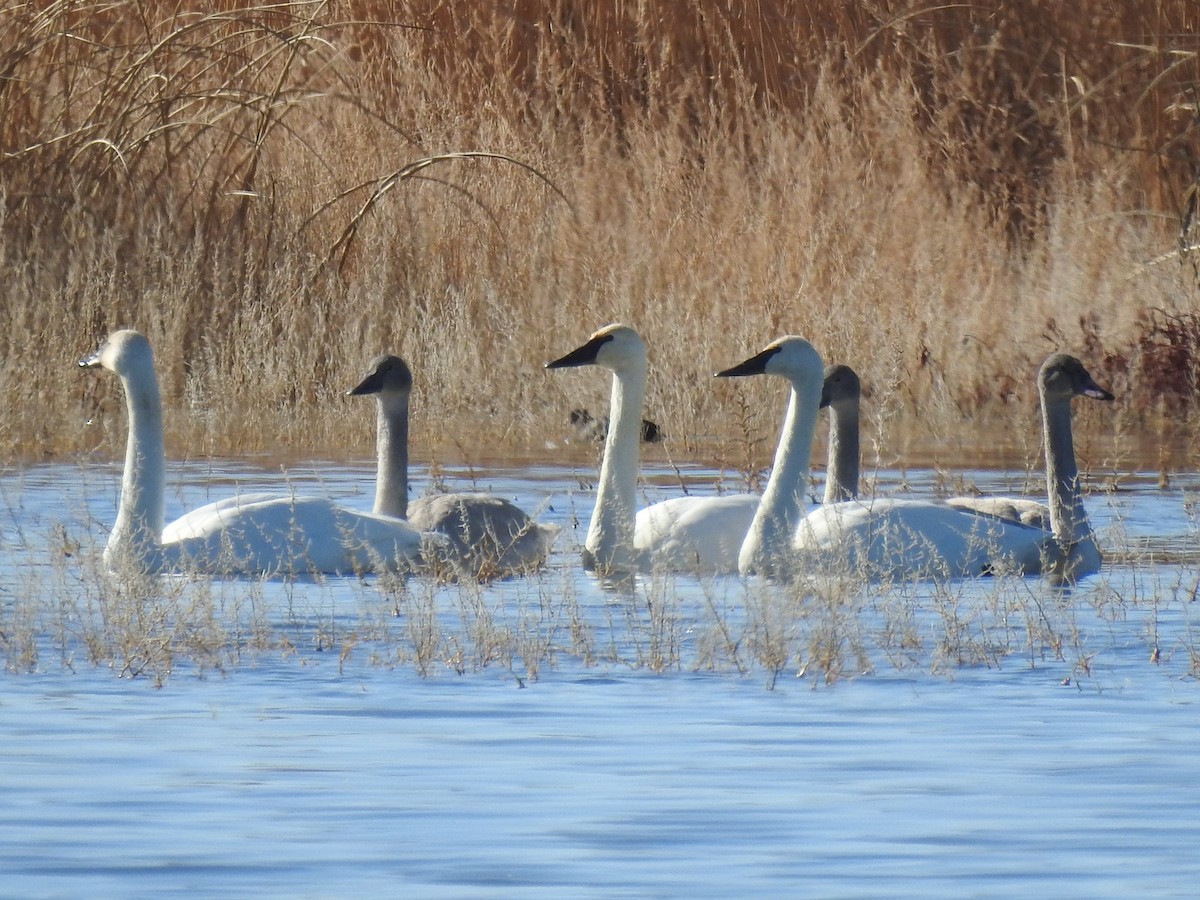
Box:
821 364 861 408
1039 353 1113 401
83 329 153 374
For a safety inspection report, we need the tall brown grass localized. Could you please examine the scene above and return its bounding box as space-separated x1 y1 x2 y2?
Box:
1 1 1198 475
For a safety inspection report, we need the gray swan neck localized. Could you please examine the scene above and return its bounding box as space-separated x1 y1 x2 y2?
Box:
376 392 411 518
824 398 860 504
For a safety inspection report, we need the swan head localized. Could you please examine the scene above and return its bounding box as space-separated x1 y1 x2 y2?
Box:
79 329 154 377
545 324 647 373
1040 354 1114 404
715 336 823 385
348 354 413 398
820 364 861 410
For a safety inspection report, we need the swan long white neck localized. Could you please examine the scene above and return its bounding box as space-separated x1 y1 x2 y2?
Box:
740 377 821 575
374 392 410 518
824 397 860 504
110 355 166 568
586 363 646 573
1042 391 1091 544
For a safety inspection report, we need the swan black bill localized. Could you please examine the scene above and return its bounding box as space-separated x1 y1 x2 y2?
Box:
348 374 381 396
546 333 614 369
714 345 781 378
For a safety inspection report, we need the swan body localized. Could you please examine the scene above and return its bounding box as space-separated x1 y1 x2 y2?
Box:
349 354 557 578
632 494 760 574
159 492 433 576
547 323 772 575
795 353 1112 583
795 496 1054 580
81 330 426 577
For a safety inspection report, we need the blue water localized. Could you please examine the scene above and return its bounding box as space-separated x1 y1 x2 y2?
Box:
2 460 1199 897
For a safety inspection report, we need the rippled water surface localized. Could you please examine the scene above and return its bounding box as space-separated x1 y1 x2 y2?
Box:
2 459 1200 897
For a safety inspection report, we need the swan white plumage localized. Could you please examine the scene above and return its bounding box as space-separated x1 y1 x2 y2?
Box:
545 324 760 574
81 329 427 577
347 354 558 578
711 337 827 577
794 353 1113 582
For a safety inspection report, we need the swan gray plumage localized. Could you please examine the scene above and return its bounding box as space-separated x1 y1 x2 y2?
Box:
821 364 861 505
944 496 1052 530
348 354 557 579
81 330 426 577
794 353 1113 583
819 362 1052 528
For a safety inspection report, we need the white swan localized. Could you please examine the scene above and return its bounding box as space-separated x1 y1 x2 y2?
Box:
794 353 1113 582
81 330 426 577
544 324 754 574
347 354 558 579
712 337 827 577
629 361 865 575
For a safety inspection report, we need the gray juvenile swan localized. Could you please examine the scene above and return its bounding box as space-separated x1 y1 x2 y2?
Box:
348 354 557 579
820 360 1052 528
82 330 425 577
794 353 1113 583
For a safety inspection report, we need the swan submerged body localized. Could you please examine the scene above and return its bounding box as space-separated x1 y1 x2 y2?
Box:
794 496 1055 580
82 330 426 577
794 353 1112 583
348 354 557 579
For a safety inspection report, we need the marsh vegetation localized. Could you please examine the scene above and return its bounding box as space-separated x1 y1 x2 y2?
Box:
0 1 1197 472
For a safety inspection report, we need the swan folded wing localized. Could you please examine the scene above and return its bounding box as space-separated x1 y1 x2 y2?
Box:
945 496 1052 531
162 495 424 576
408 492 558 576
161 493 288 543
634 494 760 575
795 498 1052 580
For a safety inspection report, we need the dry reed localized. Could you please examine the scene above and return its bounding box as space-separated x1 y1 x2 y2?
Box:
0 1 1197 477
